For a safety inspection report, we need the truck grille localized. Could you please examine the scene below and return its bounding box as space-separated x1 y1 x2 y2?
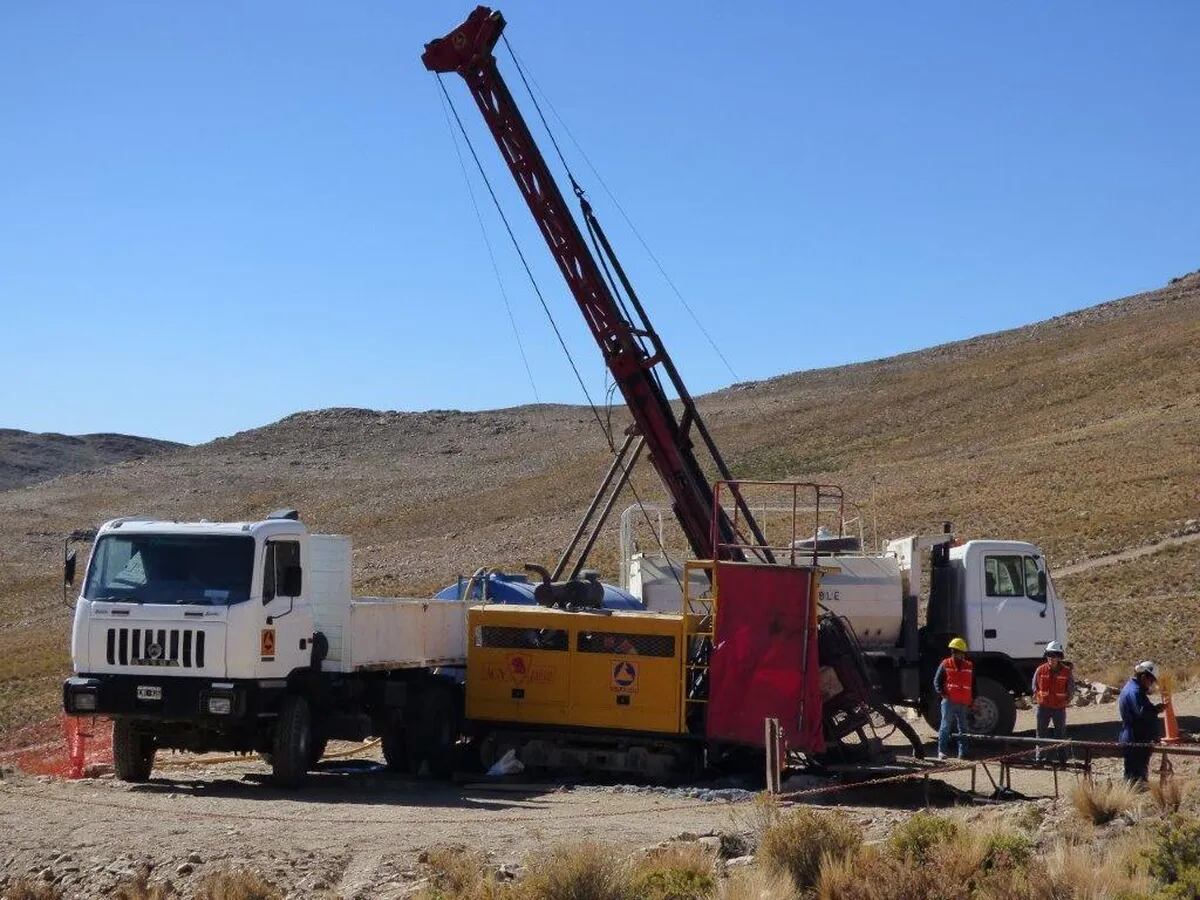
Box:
105 627 206 668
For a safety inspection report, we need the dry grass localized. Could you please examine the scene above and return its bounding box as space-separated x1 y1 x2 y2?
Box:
1 880 63 900
195 871 282 900
1151 776 1195 815
112 866 175 900
1071 778 1141 825
756 807 862 892
416 846 509 900
718 868 798 900
815 826 1043 900
1057 542 1200 678
1042 838 1154 900
518 842 633 900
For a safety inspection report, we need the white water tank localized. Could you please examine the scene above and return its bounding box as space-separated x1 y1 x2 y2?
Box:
817 555 904 649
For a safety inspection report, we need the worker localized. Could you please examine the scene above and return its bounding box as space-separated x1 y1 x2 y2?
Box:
1032 641 1074 763
1118 660 1164 785
933 637 974 760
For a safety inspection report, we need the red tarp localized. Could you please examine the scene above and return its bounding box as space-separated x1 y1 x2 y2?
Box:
705 562 825 753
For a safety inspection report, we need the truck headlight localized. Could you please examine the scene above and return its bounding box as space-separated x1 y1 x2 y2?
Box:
207 696 232 715
72 691 98 712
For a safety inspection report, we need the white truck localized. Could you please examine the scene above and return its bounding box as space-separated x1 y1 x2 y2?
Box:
62 510 466 786
622 509 1068 736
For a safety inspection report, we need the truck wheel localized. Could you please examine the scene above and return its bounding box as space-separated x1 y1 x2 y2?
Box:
413 685 462 779
970 677 1017 736
381 719 410 773
270 694 313 788
112 719 156 783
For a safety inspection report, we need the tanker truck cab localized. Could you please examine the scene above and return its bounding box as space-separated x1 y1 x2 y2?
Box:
919 538 1066 734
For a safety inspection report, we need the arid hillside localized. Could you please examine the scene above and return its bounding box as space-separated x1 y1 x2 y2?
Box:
0 429 182 492
1 273 1197 734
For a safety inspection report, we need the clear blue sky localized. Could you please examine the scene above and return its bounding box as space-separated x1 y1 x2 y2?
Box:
2 2 1197 444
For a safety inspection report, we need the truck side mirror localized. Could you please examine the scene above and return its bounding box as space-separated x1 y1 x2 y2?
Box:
1036 570 1047 599
282 565 303 598
64 549 77 587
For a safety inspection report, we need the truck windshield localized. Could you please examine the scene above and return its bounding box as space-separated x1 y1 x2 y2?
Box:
83 534 255 605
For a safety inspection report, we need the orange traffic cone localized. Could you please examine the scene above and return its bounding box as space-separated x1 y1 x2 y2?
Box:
1160 672 1181 745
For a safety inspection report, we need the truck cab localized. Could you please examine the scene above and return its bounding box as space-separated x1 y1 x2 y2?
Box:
66 512 317 692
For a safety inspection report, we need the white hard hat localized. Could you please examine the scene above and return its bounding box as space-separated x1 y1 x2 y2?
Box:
1134 660 1159 680
1045 641 1065 655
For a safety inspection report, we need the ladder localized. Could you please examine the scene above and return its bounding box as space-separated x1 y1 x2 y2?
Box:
680 560 717 734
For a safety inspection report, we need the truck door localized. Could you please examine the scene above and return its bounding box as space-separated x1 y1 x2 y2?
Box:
259 539 311 677
978 553 1055 659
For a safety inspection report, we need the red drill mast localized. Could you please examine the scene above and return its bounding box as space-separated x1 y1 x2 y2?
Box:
423 7 770 564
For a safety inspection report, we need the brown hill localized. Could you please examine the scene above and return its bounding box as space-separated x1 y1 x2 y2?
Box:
0 429 182 493
1 274 1198 734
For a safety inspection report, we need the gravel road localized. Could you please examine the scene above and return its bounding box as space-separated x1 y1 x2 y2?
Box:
3 691 1197 898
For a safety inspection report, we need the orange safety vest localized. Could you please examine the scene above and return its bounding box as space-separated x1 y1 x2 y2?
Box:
1034 663 1072 709
942 656 974 706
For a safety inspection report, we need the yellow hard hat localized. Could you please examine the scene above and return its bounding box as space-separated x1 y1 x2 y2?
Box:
948 637 969 652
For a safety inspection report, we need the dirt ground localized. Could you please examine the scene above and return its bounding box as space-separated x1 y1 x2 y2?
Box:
3 690 1198 899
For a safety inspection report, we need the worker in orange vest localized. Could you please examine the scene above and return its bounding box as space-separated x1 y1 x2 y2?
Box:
934 637 974 760
1032 640 1074 763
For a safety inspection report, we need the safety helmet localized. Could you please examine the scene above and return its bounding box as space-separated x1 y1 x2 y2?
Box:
1134 660 1159 680
948 637 969 652
1045 641 1065 657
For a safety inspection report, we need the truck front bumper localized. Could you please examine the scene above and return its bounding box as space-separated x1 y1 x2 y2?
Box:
63 674 285 722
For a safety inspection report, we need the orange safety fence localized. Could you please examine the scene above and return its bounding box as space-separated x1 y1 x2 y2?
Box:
0 714 113 778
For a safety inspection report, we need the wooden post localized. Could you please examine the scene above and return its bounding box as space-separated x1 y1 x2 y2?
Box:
764 718 782 794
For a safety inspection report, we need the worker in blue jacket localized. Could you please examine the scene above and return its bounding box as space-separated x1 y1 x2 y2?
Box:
1118 660 1164 784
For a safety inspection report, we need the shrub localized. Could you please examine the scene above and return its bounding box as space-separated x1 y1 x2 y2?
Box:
1072 778 1140 825
757 807 862 893
1145 816 1200 886
195 871 283 900
519 842 633 900
979 830 1034 872
887 813 960 863
627 843 716 900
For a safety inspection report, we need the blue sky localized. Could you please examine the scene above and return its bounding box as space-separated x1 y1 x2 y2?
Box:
2 2 1197 444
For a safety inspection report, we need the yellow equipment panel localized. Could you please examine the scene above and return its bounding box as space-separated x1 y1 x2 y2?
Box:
467 605 688 736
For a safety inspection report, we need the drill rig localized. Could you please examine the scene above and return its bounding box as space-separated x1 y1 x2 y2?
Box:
423 7 921 775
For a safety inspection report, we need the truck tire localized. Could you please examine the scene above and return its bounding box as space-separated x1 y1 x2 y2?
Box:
381 718 410 773
970 677 1017 737
270 694 313 788
112 719 155 783
411 684 462 779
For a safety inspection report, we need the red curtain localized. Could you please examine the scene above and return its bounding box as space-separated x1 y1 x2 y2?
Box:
705 562 824 754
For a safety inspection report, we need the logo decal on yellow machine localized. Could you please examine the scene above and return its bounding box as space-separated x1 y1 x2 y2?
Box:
260 627 276 661
484 653 555 686
611 659 638 693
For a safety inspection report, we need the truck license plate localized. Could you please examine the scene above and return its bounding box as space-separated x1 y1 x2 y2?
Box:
136 685 162 701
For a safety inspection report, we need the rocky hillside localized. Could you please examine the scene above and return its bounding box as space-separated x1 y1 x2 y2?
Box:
0 429 182 492
0 273 1197 733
